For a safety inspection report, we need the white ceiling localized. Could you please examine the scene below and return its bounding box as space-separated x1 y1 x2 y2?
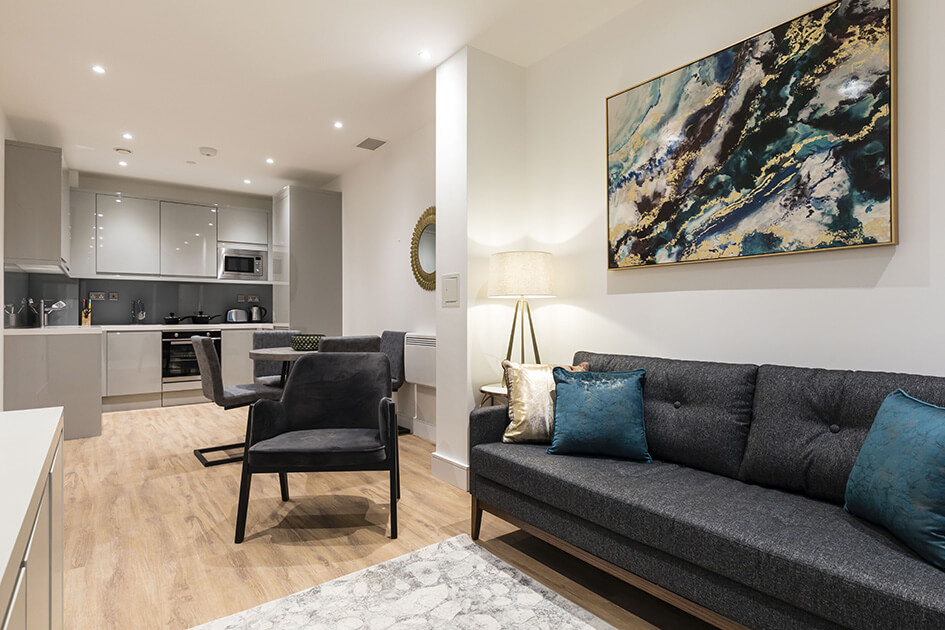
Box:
0 0 638 197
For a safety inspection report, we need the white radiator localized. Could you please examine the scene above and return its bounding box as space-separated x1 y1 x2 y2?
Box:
404 333 436 388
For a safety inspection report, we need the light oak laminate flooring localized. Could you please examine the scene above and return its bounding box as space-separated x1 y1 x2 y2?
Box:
63 403 710 630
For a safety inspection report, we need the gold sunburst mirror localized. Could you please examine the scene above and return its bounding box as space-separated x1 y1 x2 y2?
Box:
410 206 436 291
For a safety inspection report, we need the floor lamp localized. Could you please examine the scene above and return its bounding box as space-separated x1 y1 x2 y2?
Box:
488 251 555 370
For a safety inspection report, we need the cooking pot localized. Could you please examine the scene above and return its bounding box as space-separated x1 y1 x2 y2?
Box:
249 305 267 322
226 309 249 323
163 312 192 325
191 311 221 325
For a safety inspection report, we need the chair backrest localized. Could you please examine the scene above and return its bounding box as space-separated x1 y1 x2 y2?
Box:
252 329 301 378
192 336 224 405
380 331 406 392
318 335 381 352
281 352 391 432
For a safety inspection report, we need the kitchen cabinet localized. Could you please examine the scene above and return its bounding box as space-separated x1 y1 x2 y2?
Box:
218 206 269 245
68 191 97 277
4 331 103 440
221 329 255 387
106 331 161 396
4 141 70 275
0 409 63 630
160 202 217 277
95 194 160 275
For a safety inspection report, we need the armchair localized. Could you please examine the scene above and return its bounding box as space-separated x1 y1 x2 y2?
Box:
234 352 399 543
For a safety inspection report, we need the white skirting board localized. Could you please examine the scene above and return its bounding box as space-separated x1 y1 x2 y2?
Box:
397 413 435 441
431 451 469 491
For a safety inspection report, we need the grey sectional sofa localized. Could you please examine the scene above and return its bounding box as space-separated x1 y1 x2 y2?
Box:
469 352 945 630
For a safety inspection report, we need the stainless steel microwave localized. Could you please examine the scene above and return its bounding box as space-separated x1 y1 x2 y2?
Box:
217 244 267 280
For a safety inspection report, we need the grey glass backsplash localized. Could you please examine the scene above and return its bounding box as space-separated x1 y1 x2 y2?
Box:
4 272 273 327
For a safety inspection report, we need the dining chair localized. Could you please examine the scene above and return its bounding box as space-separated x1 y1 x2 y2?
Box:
192 336 284 467
252 329 301 387
318 335 381 352
234 351 398 543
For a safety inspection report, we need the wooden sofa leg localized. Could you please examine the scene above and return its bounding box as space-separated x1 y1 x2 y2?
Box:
471 496 483 540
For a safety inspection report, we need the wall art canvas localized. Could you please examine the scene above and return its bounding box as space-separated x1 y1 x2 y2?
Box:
607 0 895 269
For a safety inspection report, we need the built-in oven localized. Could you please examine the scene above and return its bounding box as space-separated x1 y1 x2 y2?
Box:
162 329 221 384
218 243 267 281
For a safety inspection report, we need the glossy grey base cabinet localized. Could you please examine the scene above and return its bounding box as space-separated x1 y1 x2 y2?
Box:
105 331 161 396
4 334 103 440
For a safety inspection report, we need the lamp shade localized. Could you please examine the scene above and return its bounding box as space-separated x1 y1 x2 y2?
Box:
487 251 555 298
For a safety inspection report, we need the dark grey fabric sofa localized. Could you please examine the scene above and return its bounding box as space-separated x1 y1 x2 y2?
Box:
469 352 945 630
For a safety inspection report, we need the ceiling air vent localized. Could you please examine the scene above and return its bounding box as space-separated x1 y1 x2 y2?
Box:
356 137 387 151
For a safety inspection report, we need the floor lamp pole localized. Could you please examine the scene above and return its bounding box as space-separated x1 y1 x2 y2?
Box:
504 296 542 367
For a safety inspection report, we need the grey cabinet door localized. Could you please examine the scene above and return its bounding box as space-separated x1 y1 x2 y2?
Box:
221 329 255 387
218 206 269 245
69 191 97 277
96 195 160 275
1 567 26 630
24 480 51 630
106 332 161 396
160 202 218 277
4 141 64 266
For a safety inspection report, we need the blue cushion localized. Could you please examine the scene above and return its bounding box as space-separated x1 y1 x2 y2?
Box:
845 389 945 570
547 368 651 461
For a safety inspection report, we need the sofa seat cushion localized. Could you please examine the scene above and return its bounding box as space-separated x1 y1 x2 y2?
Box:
471 443 945 629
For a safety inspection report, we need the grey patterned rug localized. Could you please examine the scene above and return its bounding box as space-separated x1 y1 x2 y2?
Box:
191 534 613 629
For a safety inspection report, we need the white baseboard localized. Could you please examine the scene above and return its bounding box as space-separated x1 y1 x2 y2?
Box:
397 413 435 441
431 451 469 491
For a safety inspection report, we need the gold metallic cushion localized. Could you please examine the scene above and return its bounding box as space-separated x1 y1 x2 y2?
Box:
501 360 590 443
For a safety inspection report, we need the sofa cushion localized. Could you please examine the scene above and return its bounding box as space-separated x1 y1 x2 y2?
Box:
741 365 945 504
471 443 945 630
573 352 756 479
845 389 945 571
547 368 650 460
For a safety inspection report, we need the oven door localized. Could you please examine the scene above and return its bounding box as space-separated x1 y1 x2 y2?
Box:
162 331 221 383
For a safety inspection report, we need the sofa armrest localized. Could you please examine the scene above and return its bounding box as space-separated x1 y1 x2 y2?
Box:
469 405 510 450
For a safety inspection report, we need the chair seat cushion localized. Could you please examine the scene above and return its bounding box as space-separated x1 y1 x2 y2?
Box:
248 428 386 468
471 443 945 630
220 383 284 409
253 375 283 388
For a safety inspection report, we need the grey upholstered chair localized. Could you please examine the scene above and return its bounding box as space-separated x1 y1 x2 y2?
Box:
234 352 398 543
318 335 381 352
192 336 284 467
252 329 301 387
380 331 406 392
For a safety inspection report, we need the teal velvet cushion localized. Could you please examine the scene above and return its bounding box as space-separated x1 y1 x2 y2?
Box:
844 389 945 570
547 368 651 461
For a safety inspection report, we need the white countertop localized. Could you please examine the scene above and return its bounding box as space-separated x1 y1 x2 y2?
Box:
0 407 63 610
4 323 274 335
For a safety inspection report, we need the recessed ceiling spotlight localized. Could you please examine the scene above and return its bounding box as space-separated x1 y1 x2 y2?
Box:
265 157 274 164
333 121 344 129
418 50 432 61
91 64 106 75
243 179 251 184
122 132 133 140
118 161 128 167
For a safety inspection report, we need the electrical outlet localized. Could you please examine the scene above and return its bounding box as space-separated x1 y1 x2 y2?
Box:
108 292 119 301
247 295 259 303
89 292 106 301
237 295 246 303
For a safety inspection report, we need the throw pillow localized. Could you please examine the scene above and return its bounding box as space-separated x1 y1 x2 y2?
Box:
844 389 945 570
501 360 589 443
547 368 651 461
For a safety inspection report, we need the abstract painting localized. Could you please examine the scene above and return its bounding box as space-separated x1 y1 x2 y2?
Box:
607 0 895 269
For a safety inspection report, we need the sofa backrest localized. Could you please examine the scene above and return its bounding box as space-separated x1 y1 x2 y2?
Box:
573 352 757 479
740 365 945 505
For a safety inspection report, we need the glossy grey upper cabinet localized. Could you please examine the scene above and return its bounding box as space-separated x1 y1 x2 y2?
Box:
69 190 97 277
4 140 70 274
217 206 269 245
95 194 160 275
159 202 218 277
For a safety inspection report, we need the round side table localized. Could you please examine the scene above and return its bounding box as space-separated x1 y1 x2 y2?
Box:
479 383 508 407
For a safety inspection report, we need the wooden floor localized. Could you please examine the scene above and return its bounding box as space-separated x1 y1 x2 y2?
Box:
63 403 711 630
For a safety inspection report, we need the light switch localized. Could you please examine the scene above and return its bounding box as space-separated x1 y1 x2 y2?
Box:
442 273 460 308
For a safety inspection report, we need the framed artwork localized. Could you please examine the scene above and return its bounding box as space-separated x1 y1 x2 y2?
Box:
607 0 895 270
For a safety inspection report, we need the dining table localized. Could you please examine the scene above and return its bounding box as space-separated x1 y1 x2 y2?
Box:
248 346 319 386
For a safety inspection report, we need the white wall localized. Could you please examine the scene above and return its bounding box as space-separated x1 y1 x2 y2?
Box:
338 123 436 437
461 0 945 381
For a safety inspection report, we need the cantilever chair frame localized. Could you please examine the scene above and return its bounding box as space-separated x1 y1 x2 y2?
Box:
234 355 400 543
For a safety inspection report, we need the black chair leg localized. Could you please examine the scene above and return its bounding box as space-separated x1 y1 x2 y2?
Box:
235 466 253 543
279 472 289 501
389 465 398 539
194 442 245 467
